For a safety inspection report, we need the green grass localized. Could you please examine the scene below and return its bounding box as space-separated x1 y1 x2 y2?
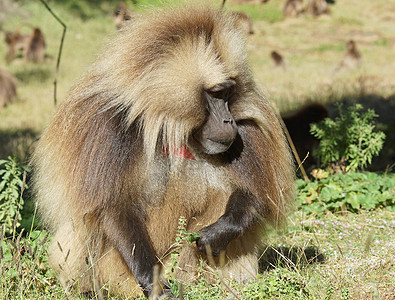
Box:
1 208 393 299
0 0 394 299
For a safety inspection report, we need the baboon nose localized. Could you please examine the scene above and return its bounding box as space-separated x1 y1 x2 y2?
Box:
223 119 234 125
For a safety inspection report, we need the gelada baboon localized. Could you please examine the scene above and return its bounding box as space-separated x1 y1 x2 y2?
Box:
32 5 294 298
4 28 30 62
282 103 328 169
113 1 133 30
271 50 286 70
24 28 45 63
337 39 362 70
4 26 45 63
283 0 304 17
305 0 329 16
0 67 17 108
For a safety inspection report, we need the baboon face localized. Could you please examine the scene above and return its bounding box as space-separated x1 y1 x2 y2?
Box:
193 79 238 154
111 11 249 158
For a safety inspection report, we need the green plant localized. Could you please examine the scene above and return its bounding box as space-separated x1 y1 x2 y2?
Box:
165 216 200 297
297 171 395 215
310 104 385 172
0 229 62 298
0 157 30 235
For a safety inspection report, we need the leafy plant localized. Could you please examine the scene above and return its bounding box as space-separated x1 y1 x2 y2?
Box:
310 104 385 172
297 171 395 215
0 157 30 235
165 216 201 297
0 229 61 298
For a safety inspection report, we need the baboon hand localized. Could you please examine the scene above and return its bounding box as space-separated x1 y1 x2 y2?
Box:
196 217 241 256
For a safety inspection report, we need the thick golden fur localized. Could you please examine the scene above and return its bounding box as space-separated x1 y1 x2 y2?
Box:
0 67 17 108
32 4 294 297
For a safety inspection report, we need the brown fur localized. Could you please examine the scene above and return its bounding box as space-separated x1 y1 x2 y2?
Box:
283 0 304 17
271 50 286 70
0 67 17 108
32 4 294 297
4 29 30 62
337 40 362 70
282 103 328 169
113 2 133 30
24 28 46 63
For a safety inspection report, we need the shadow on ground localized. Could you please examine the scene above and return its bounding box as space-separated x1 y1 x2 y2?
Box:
0 128 38 162
289 91 395 173
13 66 52 84
259 246 325 272
325 93 395 172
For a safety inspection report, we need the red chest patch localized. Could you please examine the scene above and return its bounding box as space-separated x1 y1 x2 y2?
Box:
162 145 195 160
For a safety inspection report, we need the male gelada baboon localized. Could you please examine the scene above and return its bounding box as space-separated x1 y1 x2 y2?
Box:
32 5 294 299
0 67 17 108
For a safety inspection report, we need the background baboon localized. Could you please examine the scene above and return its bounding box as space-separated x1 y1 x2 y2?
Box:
4 29 30 62
283 0 304 17
24 28 45 63
113 1 133 30
337 39 362 70
282 103 328 170
271 50 286 69
4 26 45 63
32 5 294 299
0 67 17 108
305 0 330 16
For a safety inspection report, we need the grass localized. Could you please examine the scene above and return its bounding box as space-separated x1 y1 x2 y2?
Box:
1 209 393 299
0 0 394 299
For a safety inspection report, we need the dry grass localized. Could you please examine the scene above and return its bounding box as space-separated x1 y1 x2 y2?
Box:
268 209 395 299
242 0 395 98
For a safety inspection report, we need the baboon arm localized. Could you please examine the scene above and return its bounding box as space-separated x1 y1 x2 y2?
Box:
101 206 157 297
196 189 259 256
196 121 272 256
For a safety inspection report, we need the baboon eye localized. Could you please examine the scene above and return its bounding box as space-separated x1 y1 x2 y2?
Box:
209 89 230 100
208 79 236 101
